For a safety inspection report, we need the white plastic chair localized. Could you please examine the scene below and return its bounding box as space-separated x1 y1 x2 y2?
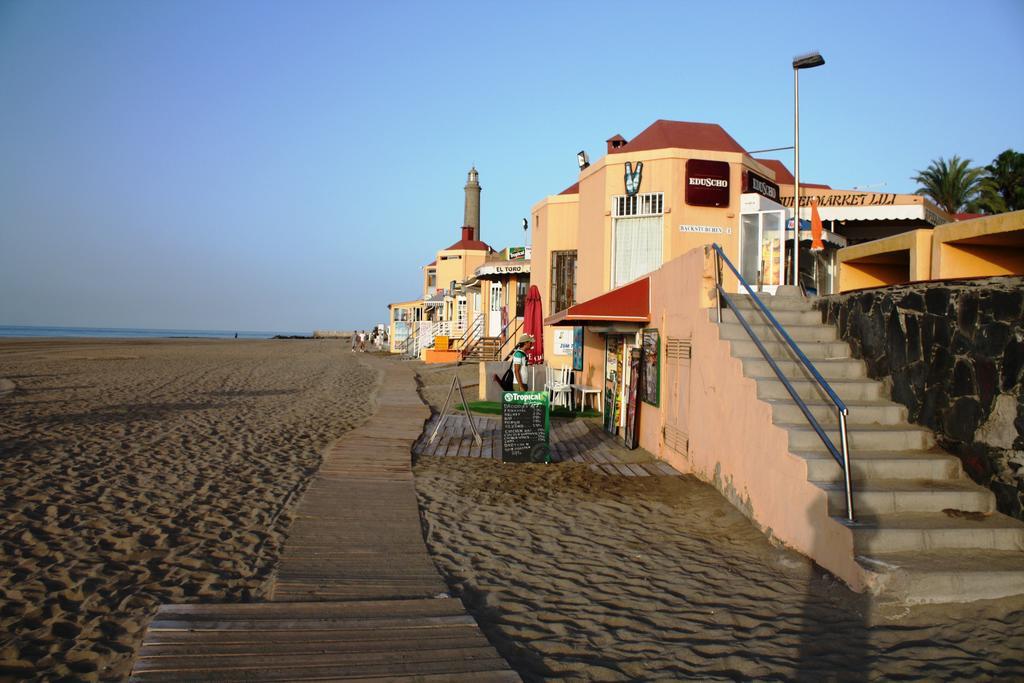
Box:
545 366 572 409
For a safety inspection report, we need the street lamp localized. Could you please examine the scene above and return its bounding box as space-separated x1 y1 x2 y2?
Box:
792 51 825 288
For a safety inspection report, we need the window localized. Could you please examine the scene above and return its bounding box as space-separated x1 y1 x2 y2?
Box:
612 193 664 288
426 270 436 290
456 296 467 330
613 192 663 217
550 250 577 314
515 280 528 317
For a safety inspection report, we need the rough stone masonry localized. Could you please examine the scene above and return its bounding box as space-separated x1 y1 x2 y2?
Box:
817 277 1024 519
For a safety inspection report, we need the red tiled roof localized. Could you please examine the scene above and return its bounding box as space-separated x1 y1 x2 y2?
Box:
443 239 494 252
558 181 580 195
617 120 746 155
753 158 831 189
425 260 436 267
545 277 650 326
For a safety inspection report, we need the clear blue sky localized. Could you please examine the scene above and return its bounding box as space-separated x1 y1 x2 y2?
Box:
2 0 1022 332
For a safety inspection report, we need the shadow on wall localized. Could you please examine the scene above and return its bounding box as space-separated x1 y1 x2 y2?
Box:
817 277 1024 519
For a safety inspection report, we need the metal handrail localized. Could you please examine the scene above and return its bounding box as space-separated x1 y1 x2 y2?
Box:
709 243 855 521
495 318 524 361
454 315 484 355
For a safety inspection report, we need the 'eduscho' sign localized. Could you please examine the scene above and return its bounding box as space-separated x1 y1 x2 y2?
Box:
685 159 730 207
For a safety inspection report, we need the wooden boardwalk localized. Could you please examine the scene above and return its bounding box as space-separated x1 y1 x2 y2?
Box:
413 413 682 478
131 355 519 682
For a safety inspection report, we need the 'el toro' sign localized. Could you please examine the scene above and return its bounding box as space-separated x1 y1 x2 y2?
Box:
501 391 550 463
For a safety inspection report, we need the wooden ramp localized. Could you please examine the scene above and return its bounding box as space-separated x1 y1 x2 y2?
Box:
131 355 519 682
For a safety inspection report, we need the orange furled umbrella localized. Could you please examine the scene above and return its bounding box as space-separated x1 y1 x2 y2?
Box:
810 197 825 252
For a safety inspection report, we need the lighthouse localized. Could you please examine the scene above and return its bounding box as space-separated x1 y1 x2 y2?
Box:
463 166 481 241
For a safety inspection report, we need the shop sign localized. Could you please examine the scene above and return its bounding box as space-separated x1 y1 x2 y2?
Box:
624 161 643 196
553 329 573 356
744 170 780 202
572 326 584 371
685 159 730 207
508 246 526 260
476 263 529 277
780 193 897 208
679 224 732 235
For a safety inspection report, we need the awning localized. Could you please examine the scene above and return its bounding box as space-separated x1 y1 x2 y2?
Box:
785 227 848 247
545 277 650 326
475 260 530 280
423 292 445 307
798 204 947 226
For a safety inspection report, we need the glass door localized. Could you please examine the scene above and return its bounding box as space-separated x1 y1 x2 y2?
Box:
738 207 786 294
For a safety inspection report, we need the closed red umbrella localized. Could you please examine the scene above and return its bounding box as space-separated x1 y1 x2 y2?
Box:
522 285 544 365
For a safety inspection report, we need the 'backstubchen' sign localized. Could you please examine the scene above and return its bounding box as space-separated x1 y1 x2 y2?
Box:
686 159 730 208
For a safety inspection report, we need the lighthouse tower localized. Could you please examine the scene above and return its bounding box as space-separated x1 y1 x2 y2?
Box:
463 166 481 241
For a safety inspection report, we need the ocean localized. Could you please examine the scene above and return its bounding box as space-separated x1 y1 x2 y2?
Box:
0 325 304 340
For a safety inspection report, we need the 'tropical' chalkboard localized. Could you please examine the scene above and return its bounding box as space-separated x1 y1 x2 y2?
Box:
501 391 550 463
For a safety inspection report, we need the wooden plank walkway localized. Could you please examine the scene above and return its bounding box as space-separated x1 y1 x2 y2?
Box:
131 355 519 682
412 413 683 477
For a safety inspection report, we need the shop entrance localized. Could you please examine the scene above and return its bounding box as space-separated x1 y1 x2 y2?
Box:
739 193 787 294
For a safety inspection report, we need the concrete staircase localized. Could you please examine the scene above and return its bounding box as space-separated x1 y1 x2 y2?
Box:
714 292 1024 603
462 337 503 362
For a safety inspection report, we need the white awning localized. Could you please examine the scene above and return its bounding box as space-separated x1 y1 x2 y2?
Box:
784 228 848 247
474 261 531 280
800 204 945 226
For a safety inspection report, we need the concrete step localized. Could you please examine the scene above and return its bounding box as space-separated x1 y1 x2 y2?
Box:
713 307 823 326
768 399 907 426
727 338 852 361
840 513 1024 554
815 479 996 516
755 376 884 402
795 449 963 482
724 294 816 312
741 356 867 380
857 549 1024 604
717 320 838 343
783 423 936 452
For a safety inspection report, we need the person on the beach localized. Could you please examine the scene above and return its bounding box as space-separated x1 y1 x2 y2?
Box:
351 331 359 352
511 334 533 390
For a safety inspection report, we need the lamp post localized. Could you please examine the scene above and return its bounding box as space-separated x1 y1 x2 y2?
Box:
792 51 825 288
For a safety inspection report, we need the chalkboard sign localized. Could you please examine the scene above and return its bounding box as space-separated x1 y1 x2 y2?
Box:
501 391 550 463
624 349 641 449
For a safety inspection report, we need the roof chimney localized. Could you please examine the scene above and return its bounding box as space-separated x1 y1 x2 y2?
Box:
606 134 628 153
461 225 473 241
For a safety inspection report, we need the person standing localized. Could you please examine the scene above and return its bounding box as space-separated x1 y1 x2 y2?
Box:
510 334 533 391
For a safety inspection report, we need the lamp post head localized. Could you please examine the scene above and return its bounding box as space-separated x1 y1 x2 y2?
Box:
577 150 590 171
793 51 825 69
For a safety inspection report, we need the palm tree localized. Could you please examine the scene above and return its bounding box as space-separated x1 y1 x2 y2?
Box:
912 156 985 215
976 149 1024 214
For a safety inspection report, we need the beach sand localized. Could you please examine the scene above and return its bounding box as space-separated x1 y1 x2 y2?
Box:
0 339 378 680
412 365 1024 681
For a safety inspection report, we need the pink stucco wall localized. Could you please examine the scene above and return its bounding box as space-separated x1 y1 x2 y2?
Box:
633 247 862 589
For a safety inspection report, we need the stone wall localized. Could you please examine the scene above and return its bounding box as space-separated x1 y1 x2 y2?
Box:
816 277 1024 519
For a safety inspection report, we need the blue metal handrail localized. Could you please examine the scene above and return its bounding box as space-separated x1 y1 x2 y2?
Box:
709 243 855 521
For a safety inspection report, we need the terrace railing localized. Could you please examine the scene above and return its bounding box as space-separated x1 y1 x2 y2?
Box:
709 243 855 522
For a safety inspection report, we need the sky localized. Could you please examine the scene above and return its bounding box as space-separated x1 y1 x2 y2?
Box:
1 0 1022 332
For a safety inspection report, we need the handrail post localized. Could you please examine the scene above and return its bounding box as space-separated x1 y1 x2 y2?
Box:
839 409 855 521
715 247 723 323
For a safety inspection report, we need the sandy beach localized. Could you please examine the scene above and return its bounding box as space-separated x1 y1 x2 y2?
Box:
413 364 1024 681
0 338 377 680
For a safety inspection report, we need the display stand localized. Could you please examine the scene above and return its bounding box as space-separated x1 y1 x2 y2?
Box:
429 375 482 446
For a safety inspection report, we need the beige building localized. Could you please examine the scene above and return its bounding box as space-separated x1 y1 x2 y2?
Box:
387 169 531 361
